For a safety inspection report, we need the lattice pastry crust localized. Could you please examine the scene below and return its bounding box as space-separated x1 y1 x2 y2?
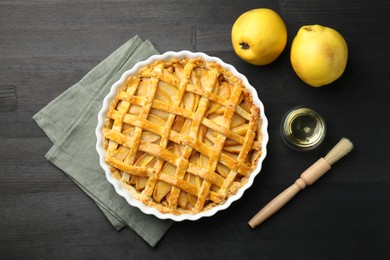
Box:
103 57 263 215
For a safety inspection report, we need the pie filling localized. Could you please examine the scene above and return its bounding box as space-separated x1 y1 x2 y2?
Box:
103 57 263 215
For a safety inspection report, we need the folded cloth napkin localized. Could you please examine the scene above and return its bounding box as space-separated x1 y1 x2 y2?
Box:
33 35 173 247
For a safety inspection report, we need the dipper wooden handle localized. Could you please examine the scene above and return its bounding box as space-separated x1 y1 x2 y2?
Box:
248 138 353 229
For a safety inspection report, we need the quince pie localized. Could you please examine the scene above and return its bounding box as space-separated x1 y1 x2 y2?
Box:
102 57 264 215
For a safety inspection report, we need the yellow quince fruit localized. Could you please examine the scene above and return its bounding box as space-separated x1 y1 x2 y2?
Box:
290 24 348 87
231 8 287 66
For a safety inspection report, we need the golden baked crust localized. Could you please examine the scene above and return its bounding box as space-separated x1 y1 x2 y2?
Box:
103 57 263 215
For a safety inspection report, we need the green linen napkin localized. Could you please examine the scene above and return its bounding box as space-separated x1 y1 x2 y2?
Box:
33 35 173 247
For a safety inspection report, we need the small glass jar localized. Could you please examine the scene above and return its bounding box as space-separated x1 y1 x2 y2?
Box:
280 106 326 151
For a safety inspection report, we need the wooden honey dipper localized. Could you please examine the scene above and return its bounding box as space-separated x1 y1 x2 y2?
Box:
248 138 354 228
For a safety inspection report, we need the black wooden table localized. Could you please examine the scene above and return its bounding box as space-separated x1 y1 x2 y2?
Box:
1 0 389 258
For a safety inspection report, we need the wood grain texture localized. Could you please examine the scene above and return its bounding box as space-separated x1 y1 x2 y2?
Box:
1 0 390 258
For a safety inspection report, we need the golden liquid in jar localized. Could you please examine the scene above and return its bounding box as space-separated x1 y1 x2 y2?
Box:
281 107 326 151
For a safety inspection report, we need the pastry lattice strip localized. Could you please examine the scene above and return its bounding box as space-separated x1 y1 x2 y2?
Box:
103 58 261 214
